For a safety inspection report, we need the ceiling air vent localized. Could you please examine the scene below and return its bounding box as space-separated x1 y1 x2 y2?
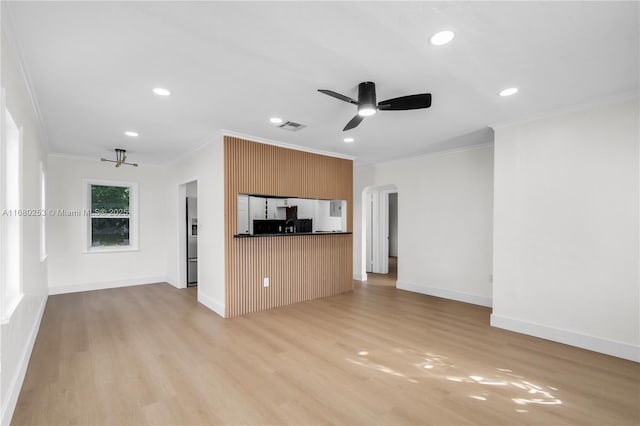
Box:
278 121 306 131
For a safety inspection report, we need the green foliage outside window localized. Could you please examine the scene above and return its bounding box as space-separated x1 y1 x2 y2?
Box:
90 184 131 247
91 185 129 213
91 218 130 246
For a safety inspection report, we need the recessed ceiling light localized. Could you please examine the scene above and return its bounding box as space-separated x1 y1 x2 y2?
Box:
343 137 354 143
124 131 139 137
153 87 171 96
270 117 283 124
499 87 519 97
430 30 455 46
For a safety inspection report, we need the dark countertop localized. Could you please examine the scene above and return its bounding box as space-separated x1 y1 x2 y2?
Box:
234 231 352 238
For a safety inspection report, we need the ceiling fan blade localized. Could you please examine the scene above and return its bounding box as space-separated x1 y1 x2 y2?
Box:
318 89 359 105
378 93 432 111
343 114 364 131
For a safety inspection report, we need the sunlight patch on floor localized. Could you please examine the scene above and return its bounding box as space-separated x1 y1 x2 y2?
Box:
345 347 563 412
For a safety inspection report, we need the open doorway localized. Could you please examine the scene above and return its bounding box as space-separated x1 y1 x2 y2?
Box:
363 185 398 286
177 179 198 297
186 181 198 288
388 192 398 280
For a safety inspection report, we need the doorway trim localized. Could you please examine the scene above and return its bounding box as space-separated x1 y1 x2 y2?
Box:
378 188 397 274
176 177 199 289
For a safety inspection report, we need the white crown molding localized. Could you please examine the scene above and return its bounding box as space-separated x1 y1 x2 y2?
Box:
220 129 357 161
43 123 224 167
358 92 637 169
1 3 50 153
165 133 222 167
48 152 107 162
490 91 639 130
356 142 494 169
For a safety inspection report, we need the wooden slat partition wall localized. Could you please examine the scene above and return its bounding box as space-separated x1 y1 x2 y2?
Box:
224 136 353 317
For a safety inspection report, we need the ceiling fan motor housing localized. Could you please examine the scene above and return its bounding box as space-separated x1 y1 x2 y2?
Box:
358 82 377 114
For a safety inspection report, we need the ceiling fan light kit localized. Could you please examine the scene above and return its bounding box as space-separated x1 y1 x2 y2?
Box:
318 81 432 131
356 82 377 117
100 148 139 168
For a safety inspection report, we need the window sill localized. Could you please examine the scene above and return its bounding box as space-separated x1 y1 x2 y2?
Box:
1 293 24 325
83 246 140 254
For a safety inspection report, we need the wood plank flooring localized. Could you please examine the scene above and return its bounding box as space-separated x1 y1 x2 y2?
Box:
12 282 640 425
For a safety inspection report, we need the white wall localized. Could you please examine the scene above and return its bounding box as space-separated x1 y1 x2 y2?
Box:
354 145 494 306
389 192 398 257
295 198 314 221
166 137 225 317
492 99 639 361
1 28 49 426
313 200 343 232
47 156 170 293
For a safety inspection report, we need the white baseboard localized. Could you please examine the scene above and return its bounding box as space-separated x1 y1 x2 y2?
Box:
165 279 181 289
491 314 640 362
48 276 168 295
198 291 225 318
1 295 47 426
353 272 366 281
396 280 492 308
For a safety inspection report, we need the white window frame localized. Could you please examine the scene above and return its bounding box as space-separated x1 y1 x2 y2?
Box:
83 179 139 253
1 99 24 324
1 90 4 324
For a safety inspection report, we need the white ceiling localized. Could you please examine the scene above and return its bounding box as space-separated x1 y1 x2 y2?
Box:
5 1 639 166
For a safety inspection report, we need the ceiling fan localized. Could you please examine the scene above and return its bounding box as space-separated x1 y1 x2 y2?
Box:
100 149 138 167
318 81 432 131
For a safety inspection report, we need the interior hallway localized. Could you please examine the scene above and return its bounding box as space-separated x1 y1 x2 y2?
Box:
365 256 398 287
186 286 197 299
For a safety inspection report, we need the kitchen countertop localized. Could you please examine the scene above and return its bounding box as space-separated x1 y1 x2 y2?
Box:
234 231 351 238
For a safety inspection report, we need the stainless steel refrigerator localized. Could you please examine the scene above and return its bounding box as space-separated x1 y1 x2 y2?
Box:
186 197 198 286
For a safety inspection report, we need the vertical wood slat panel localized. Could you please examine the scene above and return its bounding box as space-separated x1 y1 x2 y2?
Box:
224 136 353 318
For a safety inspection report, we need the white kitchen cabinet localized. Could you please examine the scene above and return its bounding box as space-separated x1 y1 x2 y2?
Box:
266 198 283 219
237 194 249 234
275 198 297 207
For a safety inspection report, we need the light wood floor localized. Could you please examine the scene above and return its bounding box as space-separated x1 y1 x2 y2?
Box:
13 282 639 425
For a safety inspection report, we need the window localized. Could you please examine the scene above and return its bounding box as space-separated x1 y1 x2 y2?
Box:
84 180 138 252
1 107 23 323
